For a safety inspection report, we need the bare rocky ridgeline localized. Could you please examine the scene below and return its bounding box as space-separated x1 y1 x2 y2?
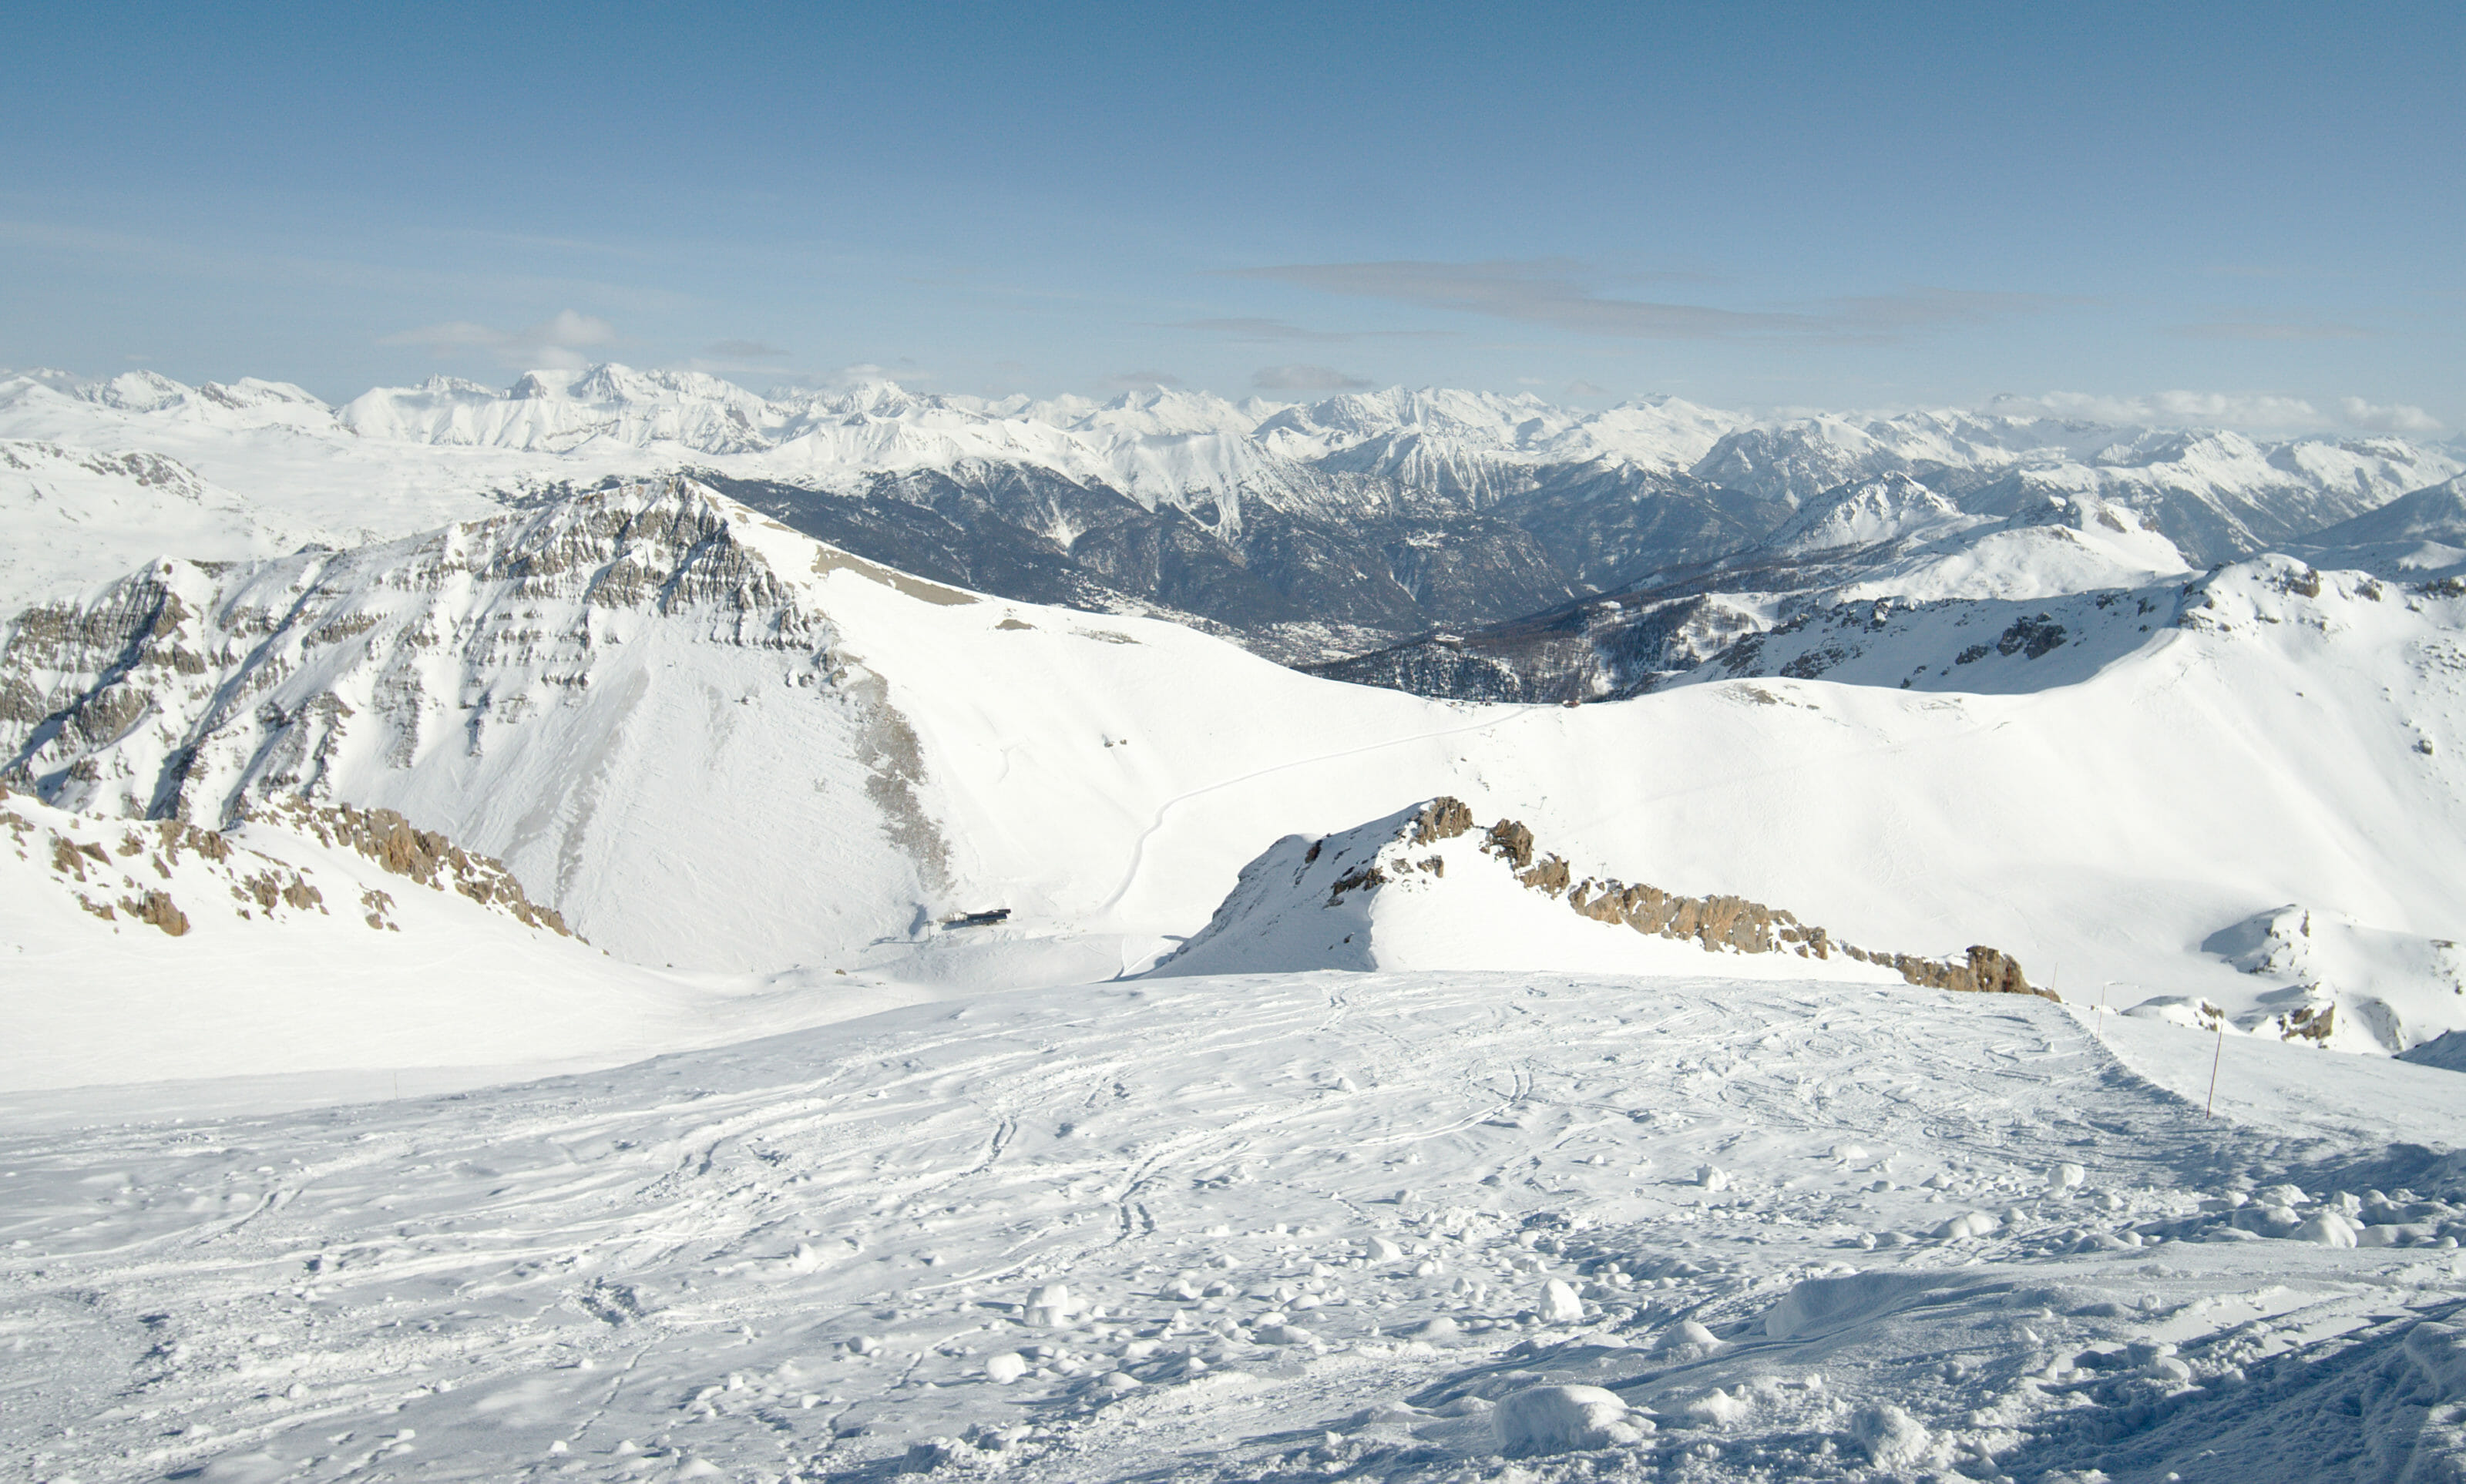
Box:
1367 797 2048 999
0 477 825 825
4 780 570 939
245 797 571 936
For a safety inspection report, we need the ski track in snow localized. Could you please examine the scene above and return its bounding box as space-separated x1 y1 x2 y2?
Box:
1094 706 1559 918
9 972 2466 1482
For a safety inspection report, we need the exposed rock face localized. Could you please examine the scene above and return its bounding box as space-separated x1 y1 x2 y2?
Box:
0 478 957 960
1335 796 2049 999
3 781 574 943
248 798 570 936
0 478 823 824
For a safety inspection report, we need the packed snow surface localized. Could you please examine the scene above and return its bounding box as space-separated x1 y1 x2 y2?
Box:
5 371 2466 1482
10 972 2466 1481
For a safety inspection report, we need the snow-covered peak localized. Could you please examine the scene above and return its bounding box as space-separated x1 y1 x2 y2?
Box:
77 369 195 413
1151 795 2030 990
1769 472 1972 556
1067 386 1260 441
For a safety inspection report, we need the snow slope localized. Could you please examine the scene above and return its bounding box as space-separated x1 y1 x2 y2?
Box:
0 783 939 1101
1153 796 1943 989
10 479 2466 1051
2296 474 2466 583
8 968 2466 1481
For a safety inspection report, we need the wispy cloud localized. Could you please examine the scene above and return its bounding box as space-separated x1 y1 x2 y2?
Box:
1101 369 1184 390
1226 260 1812 340
1987 388 2442 435
378 310 620 371
1820 288 2084 340
2170 320 2376 342
2340 397 2444 434
1222 260 2067 343
704 338 789 360
1171 317 1448 344
1989 389 2323 428
1251 364 1372 391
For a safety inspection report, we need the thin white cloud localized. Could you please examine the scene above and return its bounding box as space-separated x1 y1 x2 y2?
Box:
1101 369 1184 390
1228 260 1811 340
1171 317 1449 344
1987 389 2443 435
1251 364 1372 391
2339 397 2444 434
378 310 619 371
1225 260 2068 343
1989 389 2321 428
2172 320 2377 342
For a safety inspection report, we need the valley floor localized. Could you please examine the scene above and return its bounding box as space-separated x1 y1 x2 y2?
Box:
6 972 2466 1483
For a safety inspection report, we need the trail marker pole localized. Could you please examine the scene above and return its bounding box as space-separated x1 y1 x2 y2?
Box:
2205 1013 2224 1118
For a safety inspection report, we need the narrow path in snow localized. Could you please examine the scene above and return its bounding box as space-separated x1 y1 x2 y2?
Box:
1094 704 1561 918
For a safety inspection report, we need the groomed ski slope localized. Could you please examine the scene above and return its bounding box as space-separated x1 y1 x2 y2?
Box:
7 971 2466 1482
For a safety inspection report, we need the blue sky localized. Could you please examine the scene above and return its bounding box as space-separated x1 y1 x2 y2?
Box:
2 2 2458 430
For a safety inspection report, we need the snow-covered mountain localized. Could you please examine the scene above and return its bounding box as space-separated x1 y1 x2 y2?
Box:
2293 474 2466 583
9 477 2466 1056
12 421 2466 1481
1151 794 2033 995
4 363 2453 661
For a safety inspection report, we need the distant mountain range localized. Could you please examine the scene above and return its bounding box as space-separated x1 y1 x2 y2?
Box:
2 364 2456 663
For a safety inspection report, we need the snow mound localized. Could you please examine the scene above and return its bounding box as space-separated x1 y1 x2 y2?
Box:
1493 1385 1651 1455
1149 796 2043 995
2201 902 2464 1053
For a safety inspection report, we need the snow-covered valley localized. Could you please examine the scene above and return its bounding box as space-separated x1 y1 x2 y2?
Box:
6 369 2466 1480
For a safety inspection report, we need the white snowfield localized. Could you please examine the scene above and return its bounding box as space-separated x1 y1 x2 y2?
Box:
6 477 2466 1066
9 970 2466 1482
5 412 2466 1479
0 784 932 1106
1 362 2457 613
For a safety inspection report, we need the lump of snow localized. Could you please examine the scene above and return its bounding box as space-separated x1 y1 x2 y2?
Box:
2404 1322 2466 1399
1369 1236 1405 1262
2049 1162 2086 1190
1254 1322 1317 1346
2400 1030 2466 1073
2295 1210 2360 1247
1403 1317 1462 1344
2126 995 2226 1031
1850 1402 1930 1466
1658 1318 1722 1355
1494 1384 1651 1456
983 1352 1028 1385
1024 1282 1077 1327
1100 1370 1141 1393
1683 1387 1751 1427
1540 1278 1585 1325
1696 1164 1731 1190
1933 1210 2001 1241
1761 1271 1950 1341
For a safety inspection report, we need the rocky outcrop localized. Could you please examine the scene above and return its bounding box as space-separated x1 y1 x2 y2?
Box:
247 798 572 936
0 478 830 825
3 781 574 942
1375 797 2051 999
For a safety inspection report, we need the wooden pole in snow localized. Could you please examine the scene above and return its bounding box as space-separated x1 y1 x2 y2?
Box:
2205 1012 2224 1118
